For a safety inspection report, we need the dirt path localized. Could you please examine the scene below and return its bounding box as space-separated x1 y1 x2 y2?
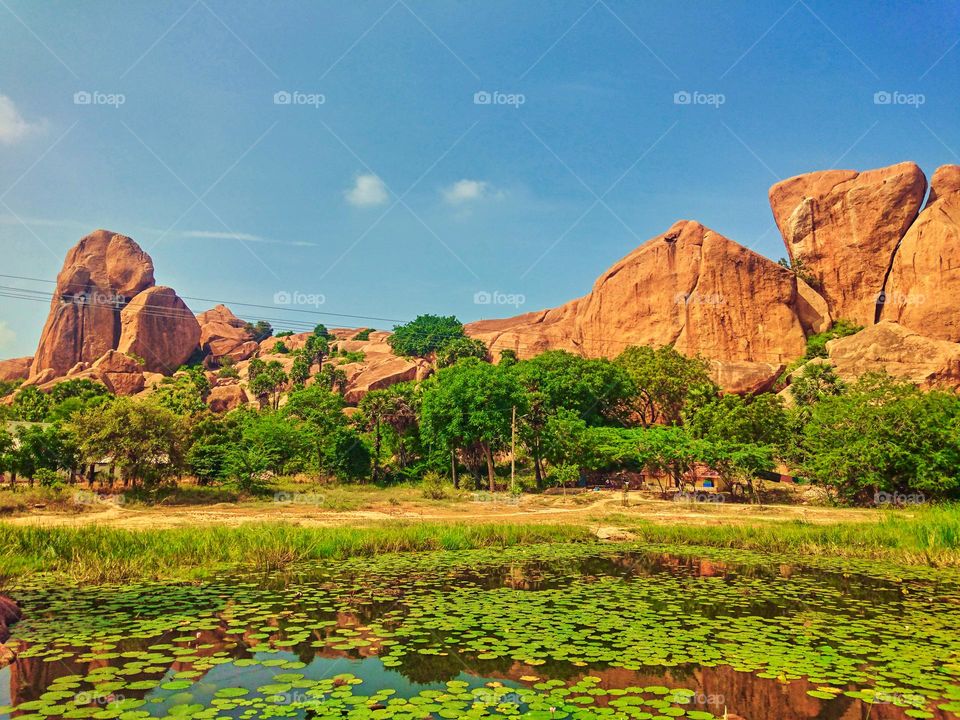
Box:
1 492 880 530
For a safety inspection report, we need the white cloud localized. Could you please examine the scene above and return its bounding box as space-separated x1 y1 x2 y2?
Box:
0 95 42 144
345 174 389 207
0 322 15 352
442 179 500 204
181 230 317 248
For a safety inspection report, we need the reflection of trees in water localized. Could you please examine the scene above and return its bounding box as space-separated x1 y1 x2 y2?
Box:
392 650 463 684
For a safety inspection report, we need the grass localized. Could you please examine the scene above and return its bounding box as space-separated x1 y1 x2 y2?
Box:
617 503 960 567
0 521 593 583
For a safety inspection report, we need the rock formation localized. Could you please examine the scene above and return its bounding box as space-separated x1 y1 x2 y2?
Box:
768 162 926 326
825 321 960 390
880 164 960 341
197 304 259 365
117 286 201 373
468 220 808 392
0 357 32 382
206 383 249 412
30 230 155 379
0 595 22 645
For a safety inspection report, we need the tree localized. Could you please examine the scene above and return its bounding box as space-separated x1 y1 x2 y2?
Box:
615 346 717 426
11 424 78 486
513 351 634 487
317 365 348 395
420 358 525 491
790 362 846 407
282 384 364 480
797 374 960 504
303 332 330 373
687 393 788 449
154 367 210 416
388 314 469 360
358 387 417 482
435 337 489 367
803 319 862 360
11 386 51 422
289 353 312 388
227 410 311 480
0 429 13 485
244 320 273 342
271 341 289 354
249 360 288 410
69 399 187 487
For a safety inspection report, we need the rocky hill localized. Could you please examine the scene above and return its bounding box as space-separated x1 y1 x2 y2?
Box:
466 161 960 393
1 160 958 407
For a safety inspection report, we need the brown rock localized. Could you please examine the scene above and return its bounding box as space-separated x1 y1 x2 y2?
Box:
709 360 784 395
197 304 258 364
826 321 960 390
0 595 22 645
207 384 249 412
769 162 927 325
343 356 431 404
881 165 960 341
90 350 146 396
0 357 31 382
467 221 808 376
794 278 831 335
30 230 155 379
926 163 960 207
116 286 201 373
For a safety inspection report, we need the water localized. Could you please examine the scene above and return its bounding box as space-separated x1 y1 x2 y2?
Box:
2 543 958 719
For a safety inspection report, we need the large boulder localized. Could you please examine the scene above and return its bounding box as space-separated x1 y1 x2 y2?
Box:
207 383 249 413
769 162 927 325
0 595 21 645
30 230 155 379
880 164 960 341
196 305 258 365
88 350 146 396
709 360 784 395
117 286 201 373
0 357 32 382
467 221 808 380
343 356 432 404
825 321 960 390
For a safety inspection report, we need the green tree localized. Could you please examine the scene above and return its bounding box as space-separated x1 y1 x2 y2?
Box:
435 337 489 367
154 367 210 416
615 345 718 426
803 319 862 360
388 314 469 360
249 360 288 410
289 353 312 388
798 374 960 504
69 399 187 487
790 362 846 407
11 386 51 422
11 423 78 486
244 320 273 342
420 358 525 491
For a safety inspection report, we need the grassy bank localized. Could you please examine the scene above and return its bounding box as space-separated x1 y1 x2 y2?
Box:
0 521 592 583
622 504 960 566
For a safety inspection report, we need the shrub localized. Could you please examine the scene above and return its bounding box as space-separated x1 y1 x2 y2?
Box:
421 471 448 499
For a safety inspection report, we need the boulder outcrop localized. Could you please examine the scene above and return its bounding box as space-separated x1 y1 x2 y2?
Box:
825 321 960 390
467 220 808 393
880 164 960 341
769 162 926 325
117 286 201 373
0 357 32 382
0 595 22 644
197 305 258 365
207 383 249 412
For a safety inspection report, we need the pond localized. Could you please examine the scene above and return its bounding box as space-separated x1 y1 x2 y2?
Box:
1 542 959 719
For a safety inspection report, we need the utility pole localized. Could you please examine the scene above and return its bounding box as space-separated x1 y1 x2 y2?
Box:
510 405 517 494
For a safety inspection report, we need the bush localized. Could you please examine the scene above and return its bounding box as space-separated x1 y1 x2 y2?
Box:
421 471 449 499
35 468 63 489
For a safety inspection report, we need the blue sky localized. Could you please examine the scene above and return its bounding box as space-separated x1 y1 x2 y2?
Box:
1 0 958 358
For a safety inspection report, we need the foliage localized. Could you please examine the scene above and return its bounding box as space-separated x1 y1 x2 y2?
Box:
339 350 366 363
69 399 187 487
271 341 289 354
420 358 525 491
275 330 294 338
790 361 846 407
153 367 210 416
798 374 960 503
804 318 863 360
11 385 51 422
777 254 820 288
248 360 288 410
388 314 469 360
353 328 373 341
0 379 21 398
244 320 273 342
435 336 488 367
615 345 717 426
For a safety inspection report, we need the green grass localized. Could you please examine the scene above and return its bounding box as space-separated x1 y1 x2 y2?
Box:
0 521 593 583
618 504 960 567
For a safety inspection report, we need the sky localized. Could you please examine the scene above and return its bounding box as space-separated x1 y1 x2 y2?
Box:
1 0 958 358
